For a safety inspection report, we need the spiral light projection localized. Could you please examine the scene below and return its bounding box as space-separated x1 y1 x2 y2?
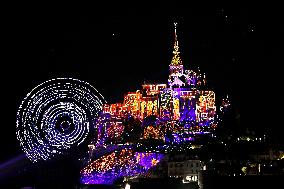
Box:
16 78 105 162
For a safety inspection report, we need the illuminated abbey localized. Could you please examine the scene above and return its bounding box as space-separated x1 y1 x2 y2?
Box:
102 22 217 143
80 23 229 184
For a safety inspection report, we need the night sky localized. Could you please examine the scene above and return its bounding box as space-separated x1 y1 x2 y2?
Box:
0 6 281 162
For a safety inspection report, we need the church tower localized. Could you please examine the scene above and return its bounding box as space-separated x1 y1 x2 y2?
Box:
168 22 185 88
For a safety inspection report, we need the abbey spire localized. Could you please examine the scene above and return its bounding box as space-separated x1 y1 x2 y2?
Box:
168 22 185 88
170 22 183 66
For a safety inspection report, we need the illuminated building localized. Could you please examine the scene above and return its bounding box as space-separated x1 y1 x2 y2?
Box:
102 22 217 143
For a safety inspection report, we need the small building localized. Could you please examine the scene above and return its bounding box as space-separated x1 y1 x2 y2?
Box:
168 159 204 182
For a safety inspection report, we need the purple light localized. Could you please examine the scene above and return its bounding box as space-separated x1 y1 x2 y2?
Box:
135 152 164 169
80 149 164 185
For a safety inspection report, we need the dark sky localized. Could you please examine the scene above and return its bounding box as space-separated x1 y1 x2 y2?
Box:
0 6 281 162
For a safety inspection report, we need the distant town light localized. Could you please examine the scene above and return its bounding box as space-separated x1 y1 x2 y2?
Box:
125 183 131 189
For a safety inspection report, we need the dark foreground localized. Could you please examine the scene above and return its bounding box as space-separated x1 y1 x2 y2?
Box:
1 175 283 189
